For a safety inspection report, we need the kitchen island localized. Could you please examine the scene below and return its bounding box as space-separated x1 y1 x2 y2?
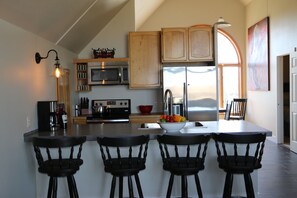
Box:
24 120 271 198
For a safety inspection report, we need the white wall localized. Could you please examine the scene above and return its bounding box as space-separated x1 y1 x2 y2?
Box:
246 0 297 139
0 18 77 197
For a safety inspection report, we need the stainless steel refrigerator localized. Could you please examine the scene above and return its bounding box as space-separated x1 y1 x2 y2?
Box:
163 66 218 121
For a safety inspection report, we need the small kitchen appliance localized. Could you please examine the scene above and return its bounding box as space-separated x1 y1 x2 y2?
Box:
37 101 58 131
87 99 131 123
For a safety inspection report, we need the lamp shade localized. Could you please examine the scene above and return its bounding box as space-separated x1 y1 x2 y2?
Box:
214 17 231 28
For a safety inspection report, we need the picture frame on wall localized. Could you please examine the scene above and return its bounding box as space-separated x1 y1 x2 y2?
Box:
247 17 270 91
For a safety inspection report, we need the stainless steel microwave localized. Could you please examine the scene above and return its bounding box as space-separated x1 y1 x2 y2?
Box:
88 65 129 85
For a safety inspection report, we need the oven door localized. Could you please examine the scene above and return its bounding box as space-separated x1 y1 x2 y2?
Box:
88 66 120 85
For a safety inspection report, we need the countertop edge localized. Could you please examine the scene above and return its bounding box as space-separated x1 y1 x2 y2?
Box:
23 121 272 142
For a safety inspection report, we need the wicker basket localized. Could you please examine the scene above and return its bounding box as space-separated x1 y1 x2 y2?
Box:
92 48 115 58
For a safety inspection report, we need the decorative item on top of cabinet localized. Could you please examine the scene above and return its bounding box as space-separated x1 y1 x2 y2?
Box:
129 31 161 89
161 26 213 63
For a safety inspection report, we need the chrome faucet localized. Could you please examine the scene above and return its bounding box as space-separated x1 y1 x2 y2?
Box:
164 89 173 116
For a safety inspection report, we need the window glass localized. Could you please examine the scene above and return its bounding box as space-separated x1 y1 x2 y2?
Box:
223 67 239 104
218 33 238 64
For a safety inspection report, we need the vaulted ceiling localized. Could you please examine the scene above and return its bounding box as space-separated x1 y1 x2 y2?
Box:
0 0 252 54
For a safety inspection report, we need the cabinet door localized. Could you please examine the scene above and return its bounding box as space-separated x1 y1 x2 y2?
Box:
129 31 161 89
188 26 213 61
161 28 187 62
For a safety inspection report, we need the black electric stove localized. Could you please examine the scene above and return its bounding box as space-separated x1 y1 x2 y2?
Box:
87 99 131 123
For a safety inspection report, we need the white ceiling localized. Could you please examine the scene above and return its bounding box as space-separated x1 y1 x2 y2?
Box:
0 0 252 54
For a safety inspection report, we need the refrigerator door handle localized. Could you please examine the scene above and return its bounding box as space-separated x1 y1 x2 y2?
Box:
183 82 188 119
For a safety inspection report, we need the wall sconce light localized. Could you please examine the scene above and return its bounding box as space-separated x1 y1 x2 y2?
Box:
35 49 63 78
214 17 231 28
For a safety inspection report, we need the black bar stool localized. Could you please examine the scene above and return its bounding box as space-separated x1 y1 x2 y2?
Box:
32 136 86 198
157 134 211 198
212 132 266 198
97 135 150 198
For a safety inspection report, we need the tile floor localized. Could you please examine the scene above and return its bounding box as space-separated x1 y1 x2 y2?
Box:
258 139 297 198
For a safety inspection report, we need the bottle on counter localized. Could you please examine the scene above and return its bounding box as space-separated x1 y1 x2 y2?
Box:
62 111 67 129
75 104 80 117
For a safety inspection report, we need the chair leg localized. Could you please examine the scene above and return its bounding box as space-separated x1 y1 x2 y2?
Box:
181 175 188 198
110 176 116 198
52 177 58 198
223 173 233 198
128 176 134 198
67 175 79 198
67 176 74 198
194 174 203 198
135 174 144 198
119 176 123 198
166 174 174 198
47 177 54 198
244 173 255 198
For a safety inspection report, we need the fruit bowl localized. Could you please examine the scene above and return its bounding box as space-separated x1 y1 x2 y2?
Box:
139 105 153 114
159 122 186 133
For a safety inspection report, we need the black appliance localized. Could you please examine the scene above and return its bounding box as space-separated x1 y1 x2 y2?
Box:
37 101 58 131
87 99 131 123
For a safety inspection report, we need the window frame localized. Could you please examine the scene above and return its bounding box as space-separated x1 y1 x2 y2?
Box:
217 29 243 108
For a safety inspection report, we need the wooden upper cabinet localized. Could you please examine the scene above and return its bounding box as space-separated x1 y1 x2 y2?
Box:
188 26 213 61
161 26 213 63
129 31 161 89
161 28 187 62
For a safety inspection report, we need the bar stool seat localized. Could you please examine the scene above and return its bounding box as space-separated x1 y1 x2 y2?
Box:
212 132 266 198
157 134 211 198
97 135 150 198
33 136 86 198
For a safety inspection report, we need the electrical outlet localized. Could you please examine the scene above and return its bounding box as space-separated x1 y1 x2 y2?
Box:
26 116 31 128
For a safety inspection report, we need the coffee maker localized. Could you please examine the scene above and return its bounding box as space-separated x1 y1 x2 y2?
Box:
37 101 58 131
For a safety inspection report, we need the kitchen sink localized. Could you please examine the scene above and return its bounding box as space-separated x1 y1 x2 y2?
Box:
140 123 161 129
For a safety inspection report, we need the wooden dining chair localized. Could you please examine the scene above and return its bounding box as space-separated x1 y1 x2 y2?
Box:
224 102 232 120
229 98 247 120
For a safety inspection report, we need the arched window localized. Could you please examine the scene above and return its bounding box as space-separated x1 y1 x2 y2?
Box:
217 30 243 108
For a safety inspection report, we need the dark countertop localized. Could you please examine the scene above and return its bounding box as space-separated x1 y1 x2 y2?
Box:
24 120 272 142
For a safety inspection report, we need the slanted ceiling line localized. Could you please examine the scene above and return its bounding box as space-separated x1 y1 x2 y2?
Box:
55 0 98 45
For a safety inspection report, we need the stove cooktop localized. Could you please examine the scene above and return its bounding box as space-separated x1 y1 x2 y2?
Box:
88 99 131 123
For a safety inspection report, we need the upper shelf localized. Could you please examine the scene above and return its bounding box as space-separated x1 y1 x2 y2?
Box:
73 58 129 64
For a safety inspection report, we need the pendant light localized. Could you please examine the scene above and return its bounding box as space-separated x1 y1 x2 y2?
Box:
214 17 231 28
